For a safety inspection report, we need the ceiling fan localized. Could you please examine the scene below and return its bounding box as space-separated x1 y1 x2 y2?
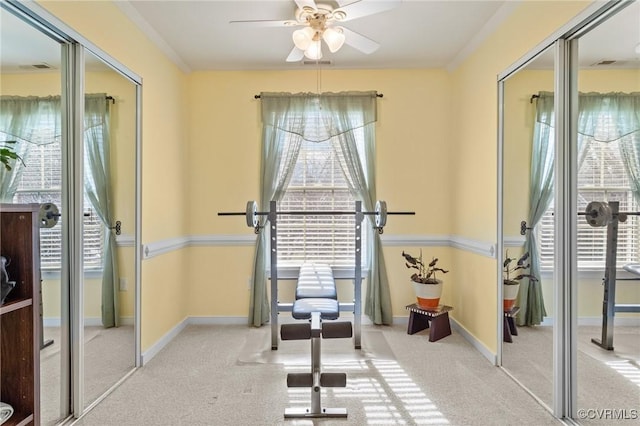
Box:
230 0 401 62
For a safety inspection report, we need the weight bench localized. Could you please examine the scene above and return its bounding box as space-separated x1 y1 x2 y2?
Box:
280 263 352 419
616 264 640 314
592 261 640 350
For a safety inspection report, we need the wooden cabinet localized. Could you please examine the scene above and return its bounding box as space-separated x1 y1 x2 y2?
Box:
1 204 41 426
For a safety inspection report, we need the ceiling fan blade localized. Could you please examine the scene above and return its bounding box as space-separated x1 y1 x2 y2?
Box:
337 0 401 21
286 47 305 62
229 19 298 27
294 0 317 11
341 27 379 54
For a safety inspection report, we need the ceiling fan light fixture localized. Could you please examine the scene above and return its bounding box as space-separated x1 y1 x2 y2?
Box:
293 27 316 50
304 40 323 60
323 27 345 53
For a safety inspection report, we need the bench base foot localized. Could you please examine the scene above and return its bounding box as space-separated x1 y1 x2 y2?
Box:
284 407 347 419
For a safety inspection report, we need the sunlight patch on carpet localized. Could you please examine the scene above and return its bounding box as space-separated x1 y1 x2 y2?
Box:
285 359 449 425
606 359 640 387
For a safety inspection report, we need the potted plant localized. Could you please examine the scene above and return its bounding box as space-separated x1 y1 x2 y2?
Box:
1 140 22 171
503 251 538 311
402 250 449 309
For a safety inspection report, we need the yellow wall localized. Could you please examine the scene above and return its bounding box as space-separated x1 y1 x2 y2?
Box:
188 69 452 236
186 69 452 317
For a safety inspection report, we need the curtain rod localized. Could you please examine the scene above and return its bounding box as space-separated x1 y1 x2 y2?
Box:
106 95 115 104
254 93 383 99
530 94 539 103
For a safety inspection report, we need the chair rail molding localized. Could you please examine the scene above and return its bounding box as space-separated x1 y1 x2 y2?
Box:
142 234 496 259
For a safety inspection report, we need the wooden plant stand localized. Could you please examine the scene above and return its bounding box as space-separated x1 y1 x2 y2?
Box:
405 304 453 342
504 306 520 343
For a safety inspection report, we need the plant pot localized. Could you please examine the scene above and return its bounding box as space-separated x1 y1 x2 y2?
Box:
503 280 520 311
412 279 442 310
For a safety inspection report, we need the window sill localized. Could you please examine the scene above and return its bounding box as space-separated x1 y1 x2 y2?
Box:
42 269 104 280
540 266 639 280
268 266 369 280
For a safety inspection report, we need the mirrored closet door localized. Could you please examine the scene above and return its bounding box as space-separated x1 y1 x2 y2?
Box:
572 2 640 422
499 1 639 422
500 45 556 410
82 49 138 411
0 6 70 424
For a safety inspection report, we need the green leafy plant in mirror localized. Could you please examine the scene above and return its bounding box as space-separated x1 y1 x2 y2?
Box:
0 140 23 171
402 249 449 284
503 251 538 285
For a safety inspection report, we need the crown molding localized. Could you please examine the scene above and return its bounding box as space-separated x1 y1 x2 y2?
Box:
114 1 191 73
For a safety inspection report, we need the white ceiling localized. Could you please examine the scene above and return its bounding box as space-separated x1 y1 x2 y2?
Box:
116 0 511 72
117 0 640 72
1 0 639 73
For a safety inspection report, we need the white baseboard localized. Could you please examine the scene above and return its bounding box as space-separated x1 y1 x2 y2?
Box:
43 317 134 327
541 316 640 327
449 317 498 365
577 316 640 326
141 317 189 365
392 316 408 325
188 316 248 325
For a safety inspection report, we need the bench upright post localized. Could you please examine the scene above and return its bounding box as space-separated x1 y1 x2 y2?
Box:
270 200 279 350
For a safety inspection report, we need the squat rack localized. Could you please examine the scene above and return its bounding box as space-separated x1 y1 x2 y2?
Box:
219 200 414 349
578 201 640 350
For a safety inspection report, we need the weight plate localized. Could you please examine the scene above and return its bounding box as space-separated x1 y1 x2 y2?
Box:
246 201 258 228
39 203 60 228
375 200 387 228
585 201 612 227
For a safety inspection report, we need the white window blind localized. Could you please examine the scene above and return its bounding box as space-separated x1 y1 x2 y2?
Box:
6 131 104 270
277 134 365 267
538 138 639 269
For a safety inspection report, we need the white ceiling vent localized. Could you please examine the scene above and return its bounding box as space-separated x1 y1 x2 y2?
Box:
588 59 639 68
592 59 617 66
18 63 55 70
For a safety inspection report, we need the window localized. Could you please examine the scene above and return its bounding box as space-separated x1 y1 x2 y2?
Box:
4 129 104 270
277 130 366 267
538 134 639 270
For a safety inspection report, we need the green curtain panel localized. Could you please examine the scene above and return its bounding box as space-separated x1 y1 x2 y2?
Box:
249 91 389 326
84 94 119 328
524 91 640 326
0 95 62 201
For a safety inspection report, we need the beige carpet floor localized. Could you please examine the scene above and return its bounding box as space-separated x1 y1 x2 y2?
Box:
40 326 135 425
72 324 561 426
502 324 639 425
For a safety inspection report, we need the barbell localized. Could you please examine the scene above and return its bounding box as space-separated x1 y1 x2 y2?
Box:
579 201 640 227
218 200 414 232
522 200 639 235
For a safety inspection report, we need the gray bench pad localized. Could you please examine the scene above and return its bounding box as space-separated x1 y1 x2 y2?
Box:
296 263 337 299
623 264 640 277
292 298 339 320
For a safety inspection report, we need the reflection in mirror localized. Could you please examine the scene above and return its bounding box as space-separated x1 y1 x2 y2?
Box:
82 49 137 409
501 45 556 409
0 6 68 425
574 2 640 422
